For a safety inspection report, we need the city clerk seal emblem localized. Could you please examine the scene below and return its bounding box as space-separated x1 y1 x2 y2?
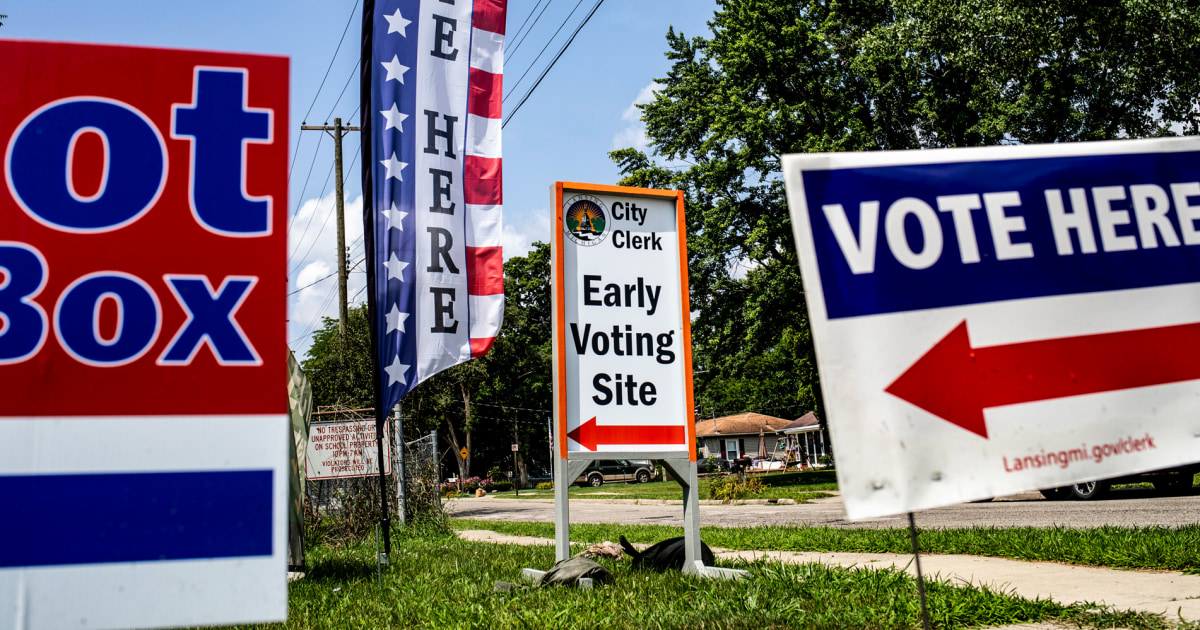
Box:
564 194 609 246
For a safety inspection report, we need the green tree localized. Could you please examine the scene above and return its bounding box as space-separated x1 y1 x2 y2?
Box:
301 305 373 410
348 243 554 481
617 0 1200 421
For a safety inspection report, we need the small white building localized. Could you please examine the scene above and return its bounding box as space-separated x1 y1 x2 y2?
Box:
777 412 829 465
694 412 791 461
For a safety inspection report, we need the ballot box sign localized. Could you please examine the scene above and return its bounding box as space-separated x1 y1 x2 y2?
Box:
783 138 1200 520
551 183 697 457
0 40 288 629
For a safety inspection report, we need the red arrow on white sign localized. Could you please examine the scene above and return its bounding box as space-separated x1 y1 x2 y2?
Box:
885 320 1200 438
567 417 685 451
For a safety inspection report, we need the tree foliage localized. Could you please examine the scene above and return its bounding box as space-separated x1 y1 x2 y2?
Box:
301 243 555 480
302 306 374 411
616 0 1200 420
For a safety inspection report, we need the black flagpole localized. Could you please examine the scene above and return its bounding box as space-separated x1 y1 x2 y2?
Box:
360 0 391 558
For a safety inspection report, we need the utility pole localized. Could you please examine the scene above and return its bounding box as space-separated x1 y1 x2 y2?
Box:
300 118 360 334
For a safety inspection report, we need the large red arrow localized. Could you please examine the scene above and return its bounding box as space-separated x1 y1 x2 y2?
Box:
567 417 685 450
885 320 1200 439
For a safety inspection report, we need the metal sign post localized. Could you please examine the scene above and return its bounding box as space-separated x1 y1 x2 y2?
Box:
548 182 744 579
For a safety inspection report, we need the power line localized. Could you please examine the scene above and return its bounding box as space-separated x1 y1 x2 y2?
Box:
288 142 362 275
324 62 361 124
503 0 587 106
289 257 366 297
290 283 341 346
288 132 327 234
302 0 361 124
287 162 337 267
505 0 553 64
503 0 606 128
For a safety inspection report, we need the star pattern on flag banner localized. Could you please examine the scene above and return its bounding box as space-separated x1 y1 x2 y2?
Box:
383 9 412 36
380 55 409 84
384 253 408 282
373 3 417 394
380 103 408 131
380 202 407 231
384 356 410 386
369 0 507 405
379 152 407 181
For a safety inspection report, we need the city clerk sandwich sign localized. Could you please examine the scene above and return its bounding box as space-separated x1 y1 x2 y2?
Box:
784 138 1200 520
0 40 288 629
552 183 696 457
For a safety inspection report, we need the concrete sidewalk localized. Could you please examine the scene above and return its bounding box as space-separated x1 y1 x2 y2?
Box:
458 529 1200 626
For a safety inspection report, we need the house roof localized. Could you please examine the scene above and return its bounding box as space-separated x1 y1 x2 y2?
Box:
695 412 791 437
779 411 821 434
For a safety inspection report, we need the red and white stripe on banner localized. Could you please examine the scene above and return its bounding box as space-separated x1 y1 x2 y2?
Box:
465 0 505 358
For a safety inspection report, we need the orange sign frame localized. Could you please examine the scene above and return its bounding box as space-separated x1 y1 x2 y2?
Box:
550 182 697 461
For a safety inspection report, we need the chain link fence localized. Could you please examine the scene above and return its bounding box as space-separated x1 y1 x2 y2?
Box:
303 408 444 544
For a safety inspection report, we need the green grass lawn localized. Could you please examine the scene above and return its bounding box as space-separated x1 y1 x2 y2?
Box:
471 469 839 503
452 519 1200 572
220 525 1171 630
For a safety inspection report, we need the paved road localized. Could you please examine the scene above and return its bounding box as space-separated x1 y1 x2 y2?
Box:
450 486 1200 529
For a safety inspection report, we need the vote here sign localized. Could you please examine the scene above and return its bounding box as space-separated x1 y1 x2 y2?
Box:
0 41 288 628
551 183 696 457
783 138 1200 520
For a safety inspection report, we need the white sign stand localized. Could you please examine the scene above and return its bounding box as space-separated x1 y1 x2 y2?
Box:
548 182 745 580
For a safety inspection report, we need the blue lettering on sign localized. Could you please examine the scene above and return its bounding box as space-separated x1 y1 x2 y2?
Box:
5 98 166 233
55 272 161 366
172 68 273 236
0 243 49 363
803 151 1200 319
159 275 261 365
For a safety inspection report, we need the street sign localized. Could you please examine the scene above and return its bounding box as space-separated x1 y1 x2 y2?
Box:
0 41 288 628
460 447 470 459
551 182 696 457
512 444 520 452
306 420 391 480
783 137 1200 520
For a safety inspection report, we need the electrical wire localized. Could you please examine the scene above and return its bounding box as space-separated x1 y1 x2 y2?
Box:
503 0 606 128
503 0 586 106
290 283 341 345
302 0 361 125
505 0 553 63
287 162 337 267
288 132 327 234
288 143 362 275
323 62 362 124
289 256 367 297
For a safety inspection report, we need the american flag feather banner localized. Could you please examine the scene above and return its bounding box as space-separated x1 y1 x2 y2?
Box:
362 0 506 410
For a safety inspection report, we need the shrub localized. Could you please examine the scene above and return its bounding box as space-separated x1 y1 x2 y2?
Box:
460 476 484 493
492 480 513 492
707 474 768 503
818 454 835 467
535 481 554 490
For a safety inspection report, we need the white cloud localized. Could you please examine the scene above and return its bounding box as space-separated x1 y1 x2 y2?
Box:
287 192 366 358
286 194 553 358
501 211 551 261
611 82 662 152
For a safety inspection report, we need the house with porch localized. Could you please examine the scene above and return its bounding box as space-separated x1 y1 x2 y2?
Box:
777 411 829 466
694 412 792 461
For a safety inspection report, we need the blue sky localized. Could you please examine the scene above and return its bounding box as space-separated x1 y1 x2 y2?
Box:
3 0 716 357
